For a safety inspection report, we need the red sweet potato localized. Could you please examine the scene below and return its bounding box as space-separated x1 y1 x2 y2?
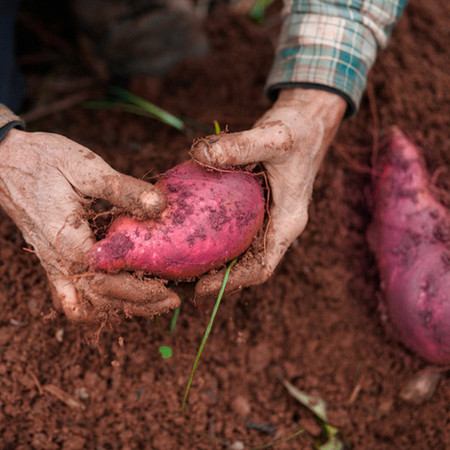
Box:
367 127 450 364
90 160 265 279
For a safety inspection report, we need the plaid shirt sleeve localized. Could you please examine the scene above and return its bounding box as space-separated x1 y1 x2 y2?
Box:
266 0 408 115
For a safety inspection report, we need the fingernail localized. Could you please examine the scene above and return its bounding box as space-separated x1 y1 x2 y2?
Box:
202 143 213 164
192 142 212 164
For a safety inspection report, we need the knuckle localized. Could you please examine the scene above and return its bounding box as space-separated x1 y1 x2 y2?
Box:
208 142 228 166
262 120 295 149
278 123 295 149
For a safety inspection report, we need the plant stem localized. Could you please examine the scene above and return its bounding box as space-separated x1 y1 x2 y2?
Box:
181 259 237 415
170 306 181 335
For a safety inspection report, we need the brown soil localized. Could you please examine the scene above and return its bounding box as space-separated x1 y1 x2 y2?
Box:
1 1 449 449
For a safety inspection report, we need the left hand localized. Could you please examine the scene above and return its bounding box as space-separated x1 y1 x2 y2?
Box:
0 129 179 322
191 87 346 297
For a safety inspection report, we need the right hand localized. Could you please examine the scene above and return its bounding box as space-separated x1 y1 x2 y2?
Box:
0 129 180 322
192 88 346 297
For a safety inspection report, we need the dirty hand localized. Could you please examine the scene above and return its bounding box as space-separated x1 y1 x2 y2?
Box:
0 129 180 322
192 87 347 296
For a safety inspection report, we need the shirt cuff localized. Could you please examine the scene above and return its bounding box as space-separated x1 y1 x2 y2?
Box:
265 13 378 117
0 104 25 143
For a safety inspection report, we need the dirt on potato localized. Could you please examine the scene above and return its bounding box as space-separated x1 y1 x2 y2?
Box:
1 1 449 449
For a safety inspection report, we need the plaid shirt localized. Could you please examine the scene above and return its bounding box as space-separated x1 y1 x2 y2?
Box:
266 0 408 115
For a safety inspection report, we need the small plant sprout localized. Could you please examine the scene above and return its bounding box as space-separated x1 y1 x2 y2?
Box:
156 305 181 360
281 378 344 450
170 305 181 335
158 346 173 359
213 120 221 135
181 259 237 415
84 86 185 132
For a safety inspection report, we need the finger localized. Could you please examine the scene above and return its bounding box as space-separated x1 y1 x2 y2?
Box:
196 200 309 298
90 273 181 305
195 256 269 298
81 274 180 319
191 122 293 167
51 273 180 322
51 277 96 323
120 296 180 319
53 135 165 217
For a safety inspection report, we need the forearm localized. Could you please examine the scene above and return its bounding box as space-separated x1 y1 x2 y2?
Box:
276 88 346 126
266 0 408 116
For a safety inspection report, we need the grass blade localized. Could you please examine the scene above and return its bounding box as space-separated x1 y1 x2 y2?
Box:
110 86 185 131
181 259 237 415
170 306 181 335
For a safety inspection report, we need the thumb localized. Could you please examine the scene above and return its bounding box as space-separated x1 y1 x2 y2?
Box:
83 171 166 219
191 122 290 167
59 139 166 218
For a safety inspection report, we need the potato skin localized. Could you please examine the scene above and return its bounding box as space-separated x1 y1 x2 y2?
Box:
367 128 450 364
90 161 265 279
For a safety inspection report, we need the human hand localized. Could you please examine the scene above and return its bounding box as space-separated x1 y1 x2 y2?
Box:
0 129 180 322
191 88 346 296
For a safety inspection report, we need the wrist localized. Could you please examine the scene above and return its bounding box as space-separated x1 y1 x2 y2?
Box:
0 128 26 153
0 104 25 145
276 87 346 126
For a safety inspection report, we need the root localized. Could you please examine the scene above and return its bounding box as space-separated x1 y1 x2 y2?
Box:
61 272 97 280
258 170 271 257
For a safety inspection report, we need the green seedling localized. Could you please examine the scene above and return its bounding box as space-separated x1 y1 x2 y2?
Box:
159 346 173 359
170 306 181 335
156 303 181 359
319 425 342 450
84 86 185 131
281 378 345 450
214 120 221 135
181 259 237 415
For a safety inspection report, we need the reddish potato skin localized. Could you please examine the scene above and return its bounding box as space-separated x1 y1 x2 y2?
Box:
367 128 450 364
90 161 265 279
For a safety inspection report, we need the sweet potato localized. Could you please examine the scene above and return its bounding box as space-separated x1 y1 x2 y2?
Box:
90 160 265 279
367 127 450 364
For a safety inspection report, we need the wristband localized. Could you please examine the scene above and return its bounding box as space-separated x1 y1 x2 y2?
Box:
0 104 25 143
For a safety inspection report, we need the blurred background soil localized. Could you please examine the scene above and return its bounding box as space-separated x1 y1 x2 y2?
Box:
0 0 449 448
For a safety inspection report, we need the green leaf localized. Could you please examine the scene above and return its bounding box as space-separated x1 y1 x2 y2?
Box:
110 86 185 131
159 346 173 359
281 378 328 422
170 306 181 335
318 425 344 450
214 120 221 135
83 100 120 109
